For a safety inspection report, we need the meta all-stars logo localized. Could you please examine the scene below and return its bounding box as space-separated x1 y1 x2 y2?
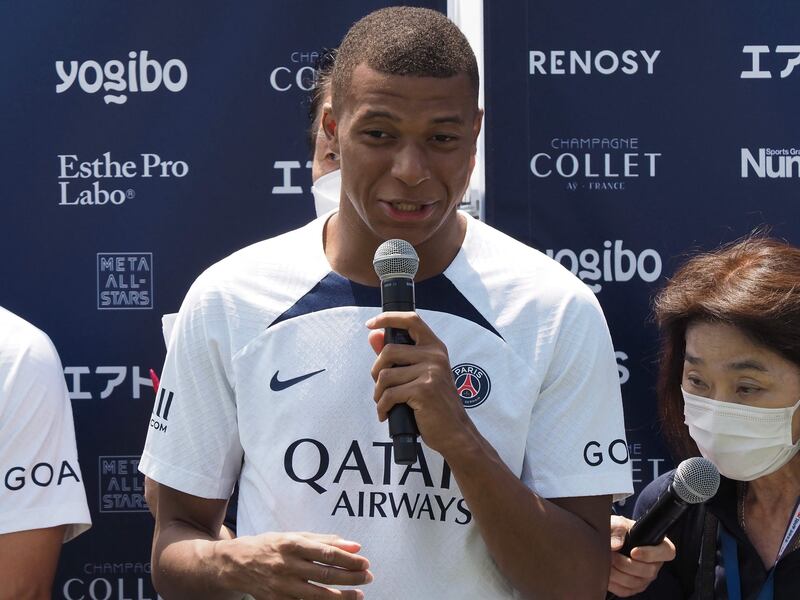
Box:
97 252 153 309
56 51 188 104
452 363 491 408
99 455 147 512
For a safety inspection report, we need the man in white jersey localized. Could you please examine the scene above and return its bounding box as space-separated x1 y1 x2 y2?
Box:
140 7 632 599
0 306 91 597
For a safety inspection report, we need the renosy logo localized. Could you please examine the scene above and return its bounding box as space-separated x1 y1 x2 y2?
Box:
97 252 153 310
529 50 660 75
56 50 187 104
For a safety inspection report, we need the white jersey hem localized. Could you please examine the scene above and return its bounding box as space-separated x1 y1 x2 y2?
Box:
139 450 236 500
534 471 633 503
0 502 91 542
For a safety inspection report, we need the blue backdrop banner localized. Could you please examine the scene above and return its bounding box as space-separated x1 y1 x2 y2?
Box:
484 0 800 510
0 2 444 598
1 2 799 597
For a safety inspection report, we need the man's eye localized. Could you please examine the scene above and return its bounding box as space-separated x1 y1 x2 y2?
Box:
432 134 457 143
365 130 388 139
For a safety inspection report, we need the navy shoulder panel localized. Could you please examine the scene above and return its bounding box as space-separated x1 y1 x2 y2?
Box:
269 272 503 340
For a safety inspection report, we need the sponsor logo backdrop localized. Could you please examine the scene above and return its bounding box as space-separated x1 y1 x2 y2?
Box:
484 0 800 510
0 2 444 597
2 1 799 597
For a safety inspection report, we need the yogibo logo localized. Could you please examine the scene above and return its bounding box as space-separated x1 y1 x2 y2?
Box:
56 51 188 104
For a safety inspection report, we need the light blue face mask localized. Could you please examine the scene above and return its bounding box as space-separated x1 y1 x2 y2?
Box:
682 387 800 481
311 169 341 217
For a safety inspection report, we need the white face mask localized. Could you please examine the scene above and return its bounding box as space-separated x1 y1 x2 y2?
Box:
683 388 800 481
311 169 341 218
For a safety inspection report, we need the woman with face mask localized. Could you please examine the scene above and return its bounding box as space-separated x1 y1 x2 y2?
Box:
608 236 800 599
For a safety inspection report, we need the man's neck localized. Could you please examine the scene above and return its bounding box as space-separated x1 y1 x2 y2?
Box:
323 207 467 286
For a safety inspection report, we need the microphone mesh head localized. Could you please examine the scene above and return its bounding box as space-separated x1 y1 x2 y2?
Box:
672 457 720 504
373 239 419 281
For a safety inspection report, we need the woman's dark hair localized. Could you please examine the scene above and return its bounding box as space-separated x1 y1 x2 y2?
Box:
655 235 800 459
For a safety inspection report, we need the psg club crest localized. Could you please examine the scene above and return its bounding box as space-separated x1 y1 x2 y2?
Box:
452 363 491 409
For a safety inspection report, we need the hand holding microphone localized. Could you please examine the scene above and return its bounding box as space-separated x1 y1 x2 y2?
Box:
607 457 720 598
372 239 421 465
608 516 676 598
369 239 471 466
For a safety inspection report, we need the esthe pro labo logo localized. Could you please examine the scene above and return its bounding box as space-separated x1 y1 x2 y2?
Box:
56 51 187 104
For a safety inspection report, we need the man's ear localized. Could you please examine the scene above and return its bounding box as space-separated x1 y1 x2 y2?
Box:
322 103 338 153
468 108 484 173
471 107 484 152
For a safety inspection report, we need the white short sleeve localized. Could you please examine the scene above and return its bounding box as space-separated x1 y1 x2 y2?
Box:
0 308 92 541
521 290 633 501
139 276 243 499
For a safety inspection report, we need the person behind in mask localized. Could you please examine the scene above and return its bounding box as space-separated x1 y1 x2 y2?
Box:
308 48 341 216
608 236 800 598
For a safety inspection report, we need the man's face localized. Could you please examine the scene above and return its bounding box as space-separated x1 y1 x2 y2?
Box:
325 64 482 247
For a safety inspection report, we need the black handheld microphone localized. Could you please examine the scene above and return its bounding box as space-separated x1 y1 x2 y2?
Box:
607 457 720 599
620 457 719 554
373 239 420 466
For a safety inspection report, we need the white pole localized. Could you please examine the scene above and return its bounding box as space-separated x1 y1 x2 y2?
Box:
448 0 486 221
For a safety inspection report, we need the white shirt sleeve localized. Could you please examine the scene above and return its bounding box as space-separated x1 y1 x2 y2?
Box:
521 289 633 501
0 311 92 541
139 277 243 499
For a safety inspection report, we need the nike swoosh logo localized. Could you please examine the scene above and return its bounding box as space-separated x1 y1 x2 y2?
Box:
270 369 326 391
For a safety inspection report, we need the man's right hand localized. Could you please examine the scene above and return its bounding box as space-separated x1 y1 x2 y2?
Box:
220 532 372 600
608 515 675 597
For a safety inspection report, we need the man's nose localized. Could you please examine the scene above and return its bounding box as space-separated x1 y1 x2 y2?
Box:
391 142 431 187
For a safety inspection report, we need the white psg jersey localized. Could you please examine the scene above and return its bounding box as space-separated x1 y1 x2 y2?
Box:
141 213 632 598
0 307 91 541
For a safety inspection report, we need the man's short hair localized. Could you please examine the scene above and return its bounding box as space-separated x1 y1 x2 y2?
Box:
332 6 479 111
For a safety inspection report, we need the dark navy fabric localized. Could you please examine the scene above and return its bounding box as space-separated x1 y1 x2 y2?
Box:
269 271 504 340
629 471 800 599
